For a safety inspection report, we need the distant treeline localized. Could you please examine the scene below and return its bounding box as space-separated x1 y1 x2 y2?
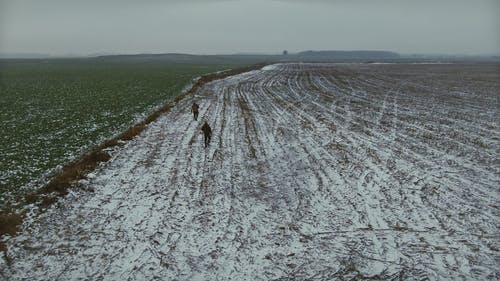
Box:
2 50 499 64
296 50 400 59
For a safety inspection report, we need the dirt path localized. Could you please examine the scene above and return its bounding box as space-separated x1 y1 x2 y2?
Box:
1 63 499 280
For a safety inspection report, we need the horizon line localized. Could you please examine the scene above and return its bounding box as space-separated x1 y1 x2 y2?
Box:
1 50 500 59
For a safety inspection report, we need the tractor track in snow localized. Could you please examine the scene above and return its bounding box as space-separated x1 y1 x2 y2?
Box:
1 63 499 280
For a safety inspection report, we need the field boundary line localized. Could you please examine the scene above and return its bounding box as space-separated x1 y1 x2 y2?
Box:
0 63 268 254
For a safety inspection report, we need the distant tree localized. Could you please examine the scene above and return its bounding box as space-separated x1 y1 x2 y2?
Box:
282 50 288 55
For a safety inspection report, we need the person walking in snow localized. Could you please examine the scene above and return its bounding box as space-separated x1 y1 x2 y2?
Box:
191 102 200 121
201 121 212 148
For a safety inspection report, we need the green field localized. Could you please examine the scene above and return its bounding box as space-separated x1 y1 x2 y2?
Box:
0 58 245 208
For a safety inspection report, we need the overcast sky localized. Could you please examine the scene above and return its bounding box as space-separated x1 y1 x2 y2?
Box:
0 0 499 56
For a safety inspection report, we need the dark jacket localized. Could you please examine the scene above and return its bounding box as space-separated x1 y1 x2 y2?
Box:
201 122 212 136
192 103 199 113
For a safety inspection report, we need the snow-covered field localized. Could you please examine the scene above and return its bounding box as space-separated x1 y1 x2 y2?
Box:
1 63 499 280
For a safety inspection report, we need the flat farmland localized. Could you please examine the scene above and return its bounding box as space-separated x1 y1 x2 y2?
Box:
0 59 234 206
1 63 499 280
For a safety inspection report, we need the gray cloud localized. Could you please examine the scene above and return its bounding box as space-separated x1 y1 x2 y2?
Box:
1 0 498 56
